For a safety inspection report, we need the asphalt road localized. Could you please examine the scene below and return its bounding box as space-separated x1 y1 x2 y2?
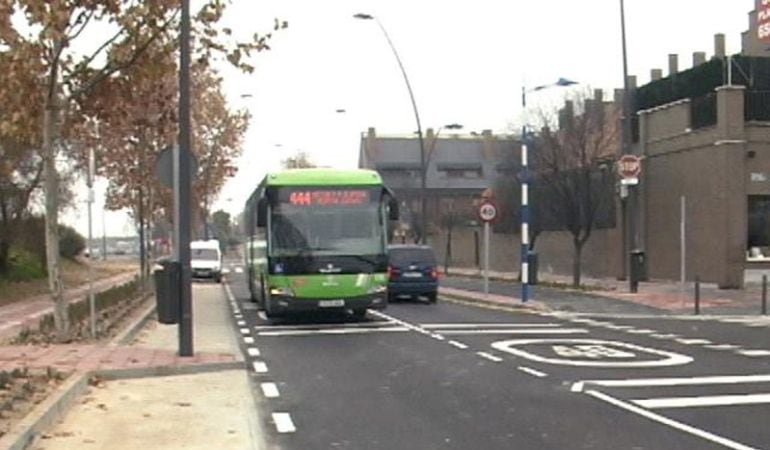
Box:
222 263 770 450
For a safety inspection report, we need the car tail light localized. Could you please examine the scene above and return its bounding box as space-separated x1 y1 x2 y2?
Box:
388 266 401 279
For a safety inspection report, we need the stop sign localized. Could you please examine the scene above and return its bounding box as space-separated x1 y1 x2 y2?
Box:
617 155 641 179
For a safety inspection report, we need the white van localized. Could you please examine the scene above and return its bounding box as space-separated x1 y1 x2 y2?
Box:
191 239 223 282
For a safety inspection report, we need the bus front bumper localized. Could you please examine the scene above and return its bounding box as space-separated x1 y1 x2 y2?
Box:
267 292 387 314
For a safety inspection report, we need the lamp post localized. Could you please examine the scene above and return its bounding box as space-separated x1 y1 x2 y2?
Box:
520 78 577 303
619 0 636 291
354 13 428 244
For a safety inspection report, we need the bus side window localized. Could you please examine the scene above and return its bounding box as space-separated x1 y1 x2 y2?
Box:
388 197 399 221
257 197 268 227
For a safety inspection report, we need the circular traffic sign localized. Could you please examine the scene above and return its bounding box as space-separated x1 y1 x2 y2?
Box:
478 201 498 223
617 154 641 179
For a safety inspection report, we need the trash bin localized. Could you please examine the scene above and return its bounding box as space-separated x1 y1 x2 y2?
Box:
154 259 180 324
527 251 539 285
629 249 646 292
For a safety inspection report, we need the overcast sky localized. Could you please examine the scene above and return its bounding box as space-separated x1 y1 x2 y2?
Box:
66 0 756 237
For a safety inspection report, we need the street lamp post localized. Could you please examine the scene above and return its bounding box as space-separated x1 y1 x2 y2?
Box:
520 78 577 303
619 0 637 291
354 13 429 244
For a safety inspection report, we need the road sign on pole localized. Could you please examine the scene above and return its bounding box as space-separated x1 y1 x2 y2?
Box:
477 200 497 296
478 201 498 223
618 154 642 179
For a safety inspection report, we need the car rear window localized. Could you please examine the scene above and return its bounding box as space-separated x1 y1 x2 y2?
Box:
389 248 436 265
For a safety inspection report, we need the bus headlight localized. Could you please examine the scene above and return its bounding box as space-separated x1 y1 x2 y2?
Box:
270 287 295 297
368 285 387 294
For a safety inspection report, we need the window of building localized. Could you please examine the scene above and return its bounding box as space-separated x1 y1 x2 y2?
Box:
747 195 770 260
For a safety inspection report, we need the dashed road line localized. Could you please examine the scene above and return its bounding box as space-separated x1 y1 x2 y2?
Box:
651 334 679 339
440 328 589 335
737 350 770 357
261 382 280 398
244 336 255 344
626 329 656 334
272 413 296 433
420 323 561 329
240 328 251 335
257 326 408 337
476 352 503 363
237 320 246 326
705 344 741 351
448 340 469 350
247 347 260 357
430 333 446 341
675 338 712 345
518 366 547 378
253 361 268 373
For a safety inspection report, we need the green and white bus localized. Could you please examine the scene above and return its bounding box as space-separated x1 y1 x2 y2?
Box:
243 168 398 318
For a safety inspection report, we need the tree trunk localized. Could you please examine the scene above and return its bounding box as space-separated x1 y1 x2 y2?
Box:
0 239 9 275
572 240 583 287
43 98 68 341
138 185 146 283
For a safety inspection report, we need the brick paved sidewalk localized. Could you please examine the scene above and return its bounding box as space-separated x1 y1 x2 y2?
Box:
0 272 138 342
448 267 769 313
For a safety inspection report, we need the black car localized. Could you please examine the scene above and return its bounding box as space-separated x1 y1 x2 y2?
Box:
387 244 439 303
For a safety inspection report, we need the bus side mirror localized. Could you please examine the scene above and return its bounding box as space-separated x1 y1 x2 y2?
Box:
256 198 268 227
388 198 399 221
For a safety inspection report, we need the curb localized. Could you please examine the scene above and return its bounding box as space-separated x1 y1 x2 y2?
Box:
0 372 90 450
93 359 247 380
439 289 550 313
111 299 157 346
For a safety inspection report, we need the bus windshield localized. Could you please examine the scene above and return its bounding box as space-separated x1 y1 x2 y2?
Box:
270 203 385 257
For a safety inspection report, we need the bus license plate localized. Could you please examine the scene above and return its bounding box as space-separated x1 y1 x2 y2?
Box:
319 299 345 308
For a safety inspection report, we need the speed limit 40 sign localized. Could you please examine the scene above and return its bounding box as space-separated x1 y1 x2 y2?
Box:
478 201 498 223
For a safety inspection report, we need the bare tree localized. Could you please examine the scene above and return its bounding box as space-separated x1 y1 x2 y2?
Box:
534 91 619 286
281 151 316 169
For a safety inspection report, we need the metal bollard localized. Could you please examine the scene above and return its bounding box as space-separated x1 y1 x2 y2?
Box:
694 276 700 315
763 275 767 316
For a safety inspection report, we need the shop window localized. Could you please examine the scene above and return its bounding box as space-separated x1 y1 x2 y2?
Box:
747 196 770 260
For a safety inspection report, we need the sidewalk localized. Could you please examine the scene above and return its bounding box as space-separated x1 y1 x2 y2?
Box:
444 267 770 315
1 282 262 450
0 271 139 342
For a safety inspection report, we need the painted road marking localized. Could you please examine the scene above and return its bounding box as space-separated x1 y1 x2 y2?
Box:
573 374 770 391
675 338 712 345
552 344 635 359
477 352 503 362
633 393 770 410
253 321 395 331
420 323 561 329
272 413 296 433
705 344 741 350
261 382 280 398
244 337 255 344
257 311 268 321
237 320 246 326
430 334 446 341
247 347 260 357
651 334 680 339
585 390 757 450
257 326 409 337
253 361 268 373
441 328 589 335
449 340 469 350
492 339 693 368
626 329 656 334
737 350 770 357
518 366 547 378
240 328 251 335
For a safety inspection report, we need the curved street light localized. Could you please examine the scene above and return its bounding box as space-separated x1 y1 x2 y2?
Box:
520 77 578 303
354 13 429 243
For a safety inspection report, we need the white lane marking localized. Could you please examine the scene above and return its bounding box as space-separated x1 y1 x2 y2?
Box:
675 338 712 345
585 390 758 450
258 311 268 321
606 325 635 330
492 339 692 368
651 334 680 339
476 352 503 362
237 320 246 326
441 328 589 335
737 350 770 357
253 361 268 373
253 321 396 331
626 329 656 334
240 328 251 335
261 382 280 398
705 344 741 350
518 366 547 378
634 393 770 410
244 337 255 344
257 326 408 337
247 347 260 357
234 314 243 319
420 323 561 329
449 340 469 350
430 334 445 341
574 374 770 390
272 413 296 433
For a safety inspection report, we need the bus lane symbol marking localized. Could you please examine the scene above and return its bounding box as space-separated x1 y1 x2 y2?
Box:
491 339 693 368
